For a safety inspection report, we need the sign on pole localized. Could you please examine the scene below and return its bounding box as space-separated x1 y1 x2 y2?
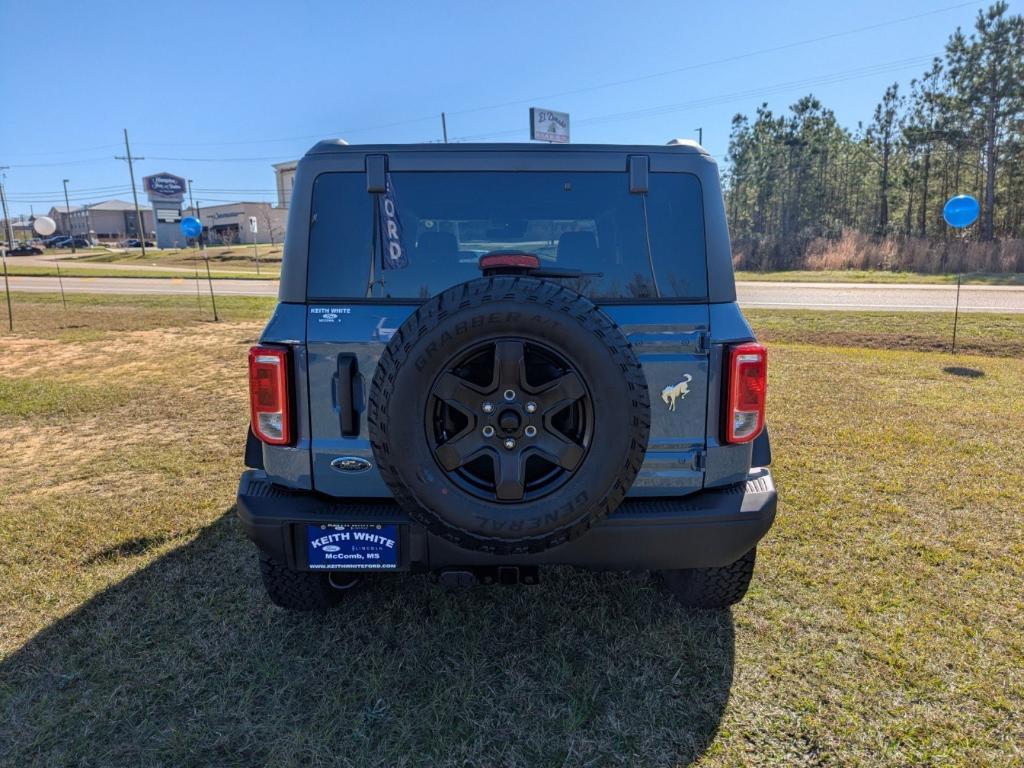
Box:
530 108 570 143
248 216 261 275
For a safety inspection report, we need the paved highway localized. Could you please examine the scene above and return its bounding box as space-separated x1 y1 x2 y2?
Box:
4 275 1023 313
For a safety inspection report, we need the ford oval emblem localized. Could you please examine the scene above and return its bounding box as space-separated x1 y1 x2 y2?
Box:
331 456 373 473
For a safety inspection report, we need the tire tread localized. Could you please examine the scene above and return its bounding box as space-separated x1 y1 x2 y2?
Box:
368 276 649 554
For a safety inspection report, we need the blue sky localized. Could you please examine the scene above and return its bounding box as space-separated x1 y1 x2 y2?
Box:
0 0 1012 218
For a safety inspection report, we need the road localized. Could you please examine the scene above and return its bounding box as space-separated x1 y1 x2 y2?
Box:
4 275 1024 312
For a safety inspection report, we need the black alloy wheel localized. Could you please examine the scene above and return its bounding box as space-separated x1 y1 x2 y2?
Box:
426 338 593 502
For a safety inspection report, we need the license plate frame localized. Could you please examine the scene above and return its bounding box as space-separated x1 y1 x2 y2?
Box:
305 523 400 570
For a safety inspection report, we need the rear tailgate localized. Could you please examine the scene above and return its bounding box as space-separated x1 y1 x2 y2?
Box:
603 304 709 495
306 302 708 498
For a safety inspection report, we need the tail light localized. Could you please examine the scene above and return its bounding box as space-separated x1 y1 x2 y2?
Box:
248 345 292 445
725 342 767 444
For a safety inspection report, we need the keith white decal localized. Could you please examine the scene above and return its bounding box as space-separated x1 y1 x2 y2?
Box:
661 375 693 411
310 306 352 323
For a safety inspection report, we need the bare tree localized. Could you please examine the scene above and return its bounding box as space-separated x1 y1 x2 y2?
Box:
260 207 280 247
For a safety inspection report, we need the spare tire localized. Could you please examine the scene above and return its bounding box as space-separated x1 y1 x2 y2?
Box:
368 276 649 554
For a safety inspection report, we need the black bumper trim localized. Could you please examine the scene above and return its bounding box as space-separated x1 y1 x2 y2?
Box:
235 469 776 571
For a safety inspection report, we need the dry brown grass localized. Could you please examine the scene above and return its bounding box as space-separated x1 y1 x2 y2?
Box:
734 231 1024 274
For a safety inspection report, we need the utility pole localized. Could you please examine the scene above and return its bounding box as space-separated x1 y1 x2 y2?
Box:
441 112 448 144
62 179 76 254
0 167 14 331
115 128 147 257
696 127 703 146
0 168 14 248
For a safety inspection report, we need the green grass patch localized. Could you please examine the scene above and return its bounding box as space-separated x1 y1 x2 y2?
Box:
747 308 1024 357
0 377 129 420
2 292 275 339
735 268 1024 285
77 243 282 270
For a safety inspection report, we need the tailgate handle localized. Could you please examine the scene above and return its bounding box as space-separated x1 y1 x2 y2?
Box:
337 354 362 437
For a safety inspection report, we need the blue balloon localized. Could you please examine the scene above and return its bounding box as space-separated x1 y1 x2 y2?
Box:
943 195 980 229
180 216 202 239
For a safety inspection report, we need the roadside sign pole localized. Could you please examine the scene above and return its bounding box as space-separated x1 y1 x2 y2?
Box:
204 247 219 322
195 203 216 322
191 245 202 311
951 230 967 355
53 252 67 312
186 180 202 311
249 216 260 275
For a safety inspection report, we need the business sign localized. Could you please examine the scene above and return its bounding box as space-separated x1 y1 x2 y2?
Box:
530 108 570 143
156 208 181 223
143 173 187 200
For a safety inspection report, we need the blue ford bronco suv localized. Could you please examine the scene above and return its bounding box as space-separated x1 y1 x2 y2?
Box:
238 140 775 611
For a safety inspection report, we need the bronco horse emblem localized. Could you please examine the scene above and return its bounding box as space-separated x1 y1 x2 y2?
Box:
661 375 693 411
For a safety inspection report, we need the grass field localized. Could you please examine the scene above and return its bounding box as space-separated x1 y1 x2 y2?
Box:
734 269 1024 286
6 243 282 279
77 243 282 273
1 294 1022 766
5 264 279 280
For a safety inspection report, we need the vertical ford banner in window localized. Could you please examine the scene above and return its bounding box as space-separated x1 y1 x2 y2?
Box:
378 174 408 270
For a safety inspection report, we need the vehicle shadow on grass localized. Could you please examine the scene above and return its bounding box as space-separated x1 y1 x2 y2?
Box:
0 511 734 768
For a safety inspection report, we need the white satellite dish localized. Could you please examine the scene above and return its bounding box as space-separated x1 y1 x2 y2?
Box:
33 216 57 237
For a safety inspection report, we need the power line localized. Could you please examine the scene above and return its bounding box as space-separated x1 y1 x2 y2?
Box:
140 1 976 148
0 143 121 158
443 2 975 121
453 55 936 142
4 157 119 169
3 1 979 159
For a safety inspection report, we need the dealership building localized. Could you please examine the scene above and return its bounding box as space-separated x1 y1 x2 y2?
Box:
48 200 155 242
190 201 288 245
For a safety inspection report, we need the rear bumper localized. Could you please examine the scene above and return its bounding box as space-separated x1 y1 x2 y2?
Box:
235 469 777 571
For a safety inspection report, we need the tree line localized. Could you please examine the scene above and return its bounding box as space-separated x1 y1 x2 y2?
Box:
725 2 1024 272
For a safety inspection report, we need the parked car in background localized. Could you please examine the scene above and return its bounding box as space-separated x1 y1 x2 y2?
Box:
6 243 45 256
120 239 154 248
47 236 94 249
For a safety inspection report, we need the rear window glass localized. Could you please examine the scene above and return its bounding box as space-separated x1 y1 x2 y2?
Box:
307 170 706 301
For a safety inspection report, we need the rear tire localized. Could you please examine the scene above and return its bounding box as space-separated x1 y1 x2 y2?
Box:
258 554 356 611
659 547 757 609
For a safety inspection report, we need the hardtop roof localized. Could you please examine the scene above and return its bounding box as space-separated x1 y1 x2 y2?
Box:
305 141 710 158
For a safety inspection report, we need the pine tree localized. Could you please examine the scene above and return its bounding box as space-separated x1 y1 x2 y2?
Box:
943 2 1024 240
